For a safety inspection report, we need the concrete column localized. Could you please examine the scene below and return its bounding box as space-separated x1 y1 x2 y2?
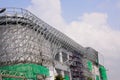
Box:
69 69 72 80
59 52 64 77
49 66 56 80
61 70 64 77
59 52 63 63
0 75 2 80
67 53 69 61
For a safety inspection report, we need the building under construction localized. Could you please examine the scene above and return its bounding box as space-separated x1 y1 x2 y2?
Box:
0 8 107 80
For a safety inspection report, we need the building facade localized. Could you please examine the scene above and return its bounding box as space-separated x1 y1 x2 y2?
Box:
0 8 107 80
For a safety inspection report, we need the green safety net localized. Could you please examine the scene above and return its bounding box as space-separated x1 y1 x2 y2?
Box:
0 63 49 80
64 75 70 80
87 60 92 71
99 66 107 80
3 78 22 80
96 75 100 80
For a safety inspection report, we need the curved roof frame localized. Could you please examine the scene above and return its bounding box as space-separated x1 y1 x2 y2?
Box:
0 7 84 54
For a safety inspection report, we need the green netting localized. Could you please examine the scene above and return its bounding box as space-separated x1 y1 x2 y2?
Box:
96 75 100 80
0 63 49 80
64 75 70 80
0 69 25 80
87 60 93 71
3 78 22 80
99 66 108 80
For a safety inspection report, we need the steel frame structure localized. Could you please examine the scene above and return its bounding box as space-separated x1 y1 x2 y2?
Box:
0 8 85 66
0 8 103 80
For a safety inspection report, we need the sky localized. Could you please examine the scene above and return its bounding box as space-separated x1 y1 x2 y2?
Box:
0 0 120 80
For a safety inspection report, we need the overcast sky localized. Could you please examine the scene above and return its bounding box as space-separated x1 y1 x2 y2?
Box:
0 0 120 80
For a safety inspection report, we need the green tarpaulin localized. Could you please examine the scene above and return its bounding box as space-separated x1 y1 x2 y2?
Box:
99 66 107 80
64 75 70 80
96 75 100 80
0 63 49 80
87 60 93 71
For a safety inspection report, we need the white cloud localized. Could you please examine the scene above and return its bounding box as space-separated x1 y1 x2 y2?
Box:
27 0 66 31
66 13 120 80
27 0 120 80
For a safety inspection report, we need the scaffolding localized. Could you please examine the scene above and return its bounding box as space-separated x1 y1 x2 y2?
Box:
0 7 86 80
69 51 84 80
0 8 107 80
81 47 99 80
0 7 84 66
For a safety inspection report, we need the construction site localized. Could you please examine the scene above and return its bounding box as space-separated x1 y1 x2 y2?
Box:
0 8 107 80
